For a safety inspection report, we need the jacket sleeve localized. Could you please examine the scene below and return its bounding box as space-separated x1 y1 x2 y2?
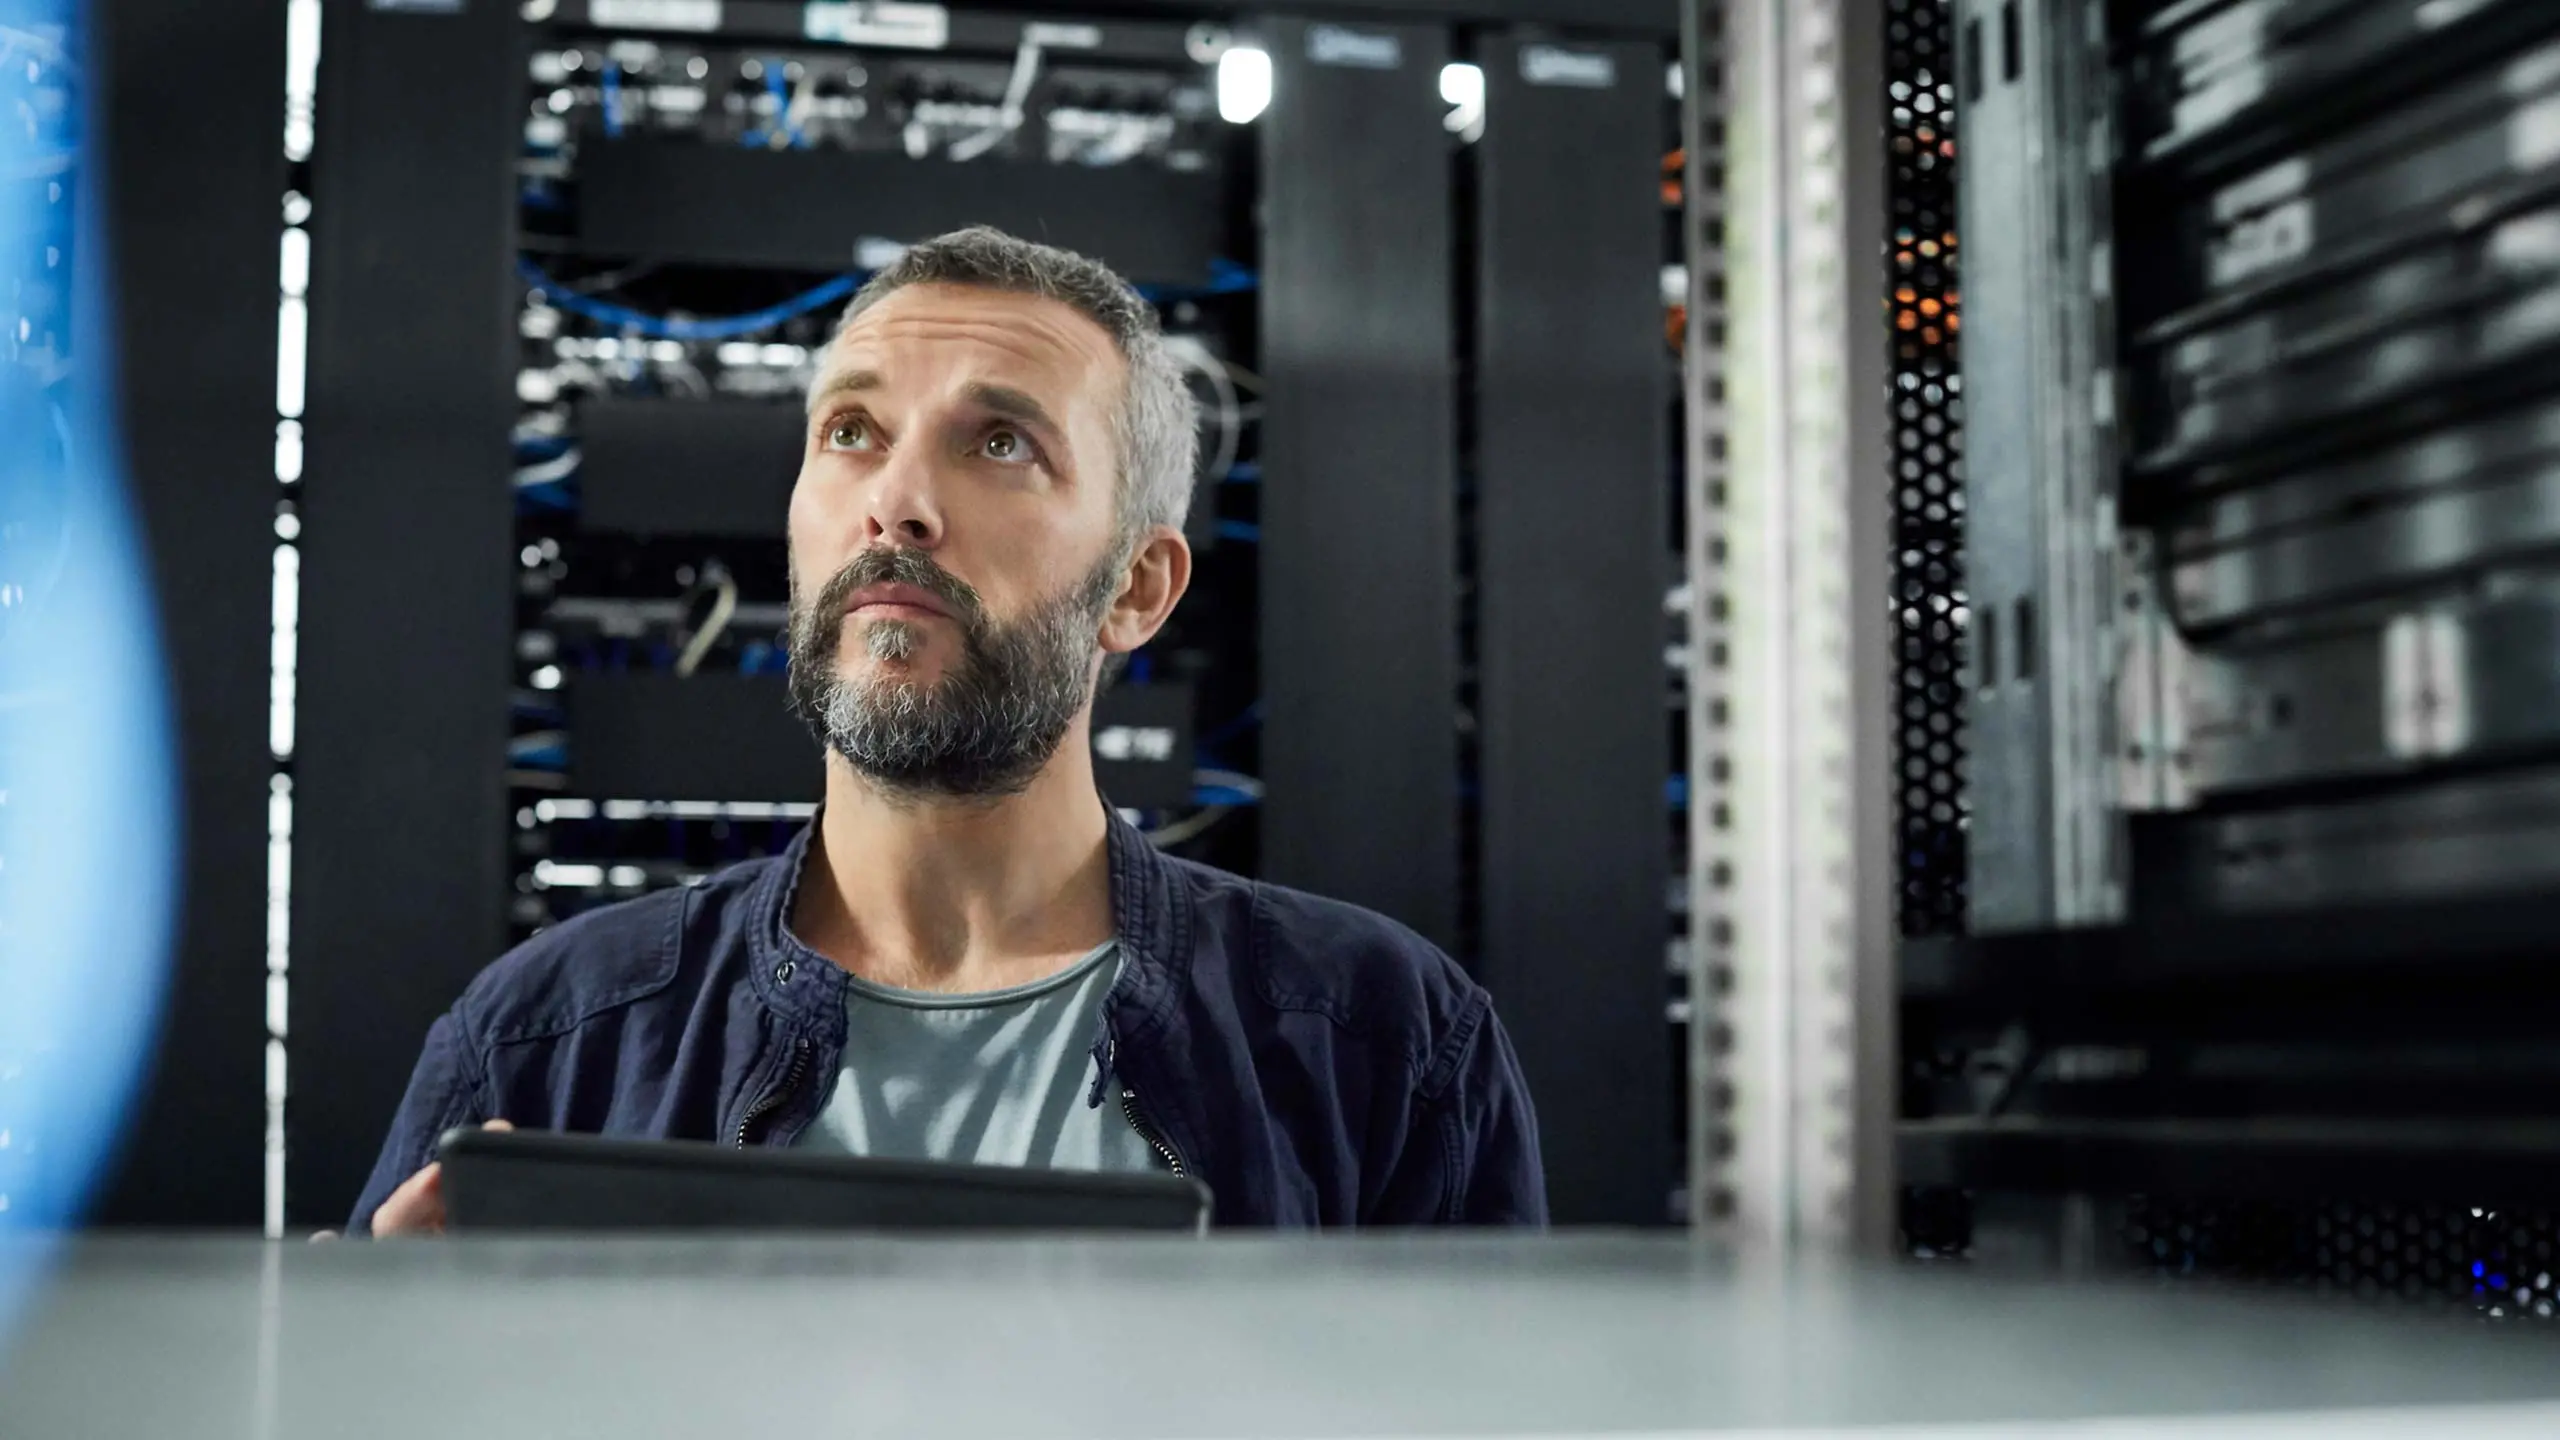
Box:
1440 997 1549 1225
346 1009 490 1235
1370 989 1550 1226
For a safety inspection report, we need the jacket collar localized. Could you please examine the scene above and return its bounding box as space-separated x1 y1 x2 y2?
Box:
742 803 1186 1041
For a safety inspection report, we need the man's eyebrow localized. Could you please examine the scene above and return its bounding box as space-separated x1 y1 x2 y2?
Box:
805 368 882 416
963 381 1061 435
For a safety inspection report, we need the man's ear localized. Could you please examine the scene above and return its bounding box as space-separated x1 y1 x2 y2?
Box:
1098 526 1192 658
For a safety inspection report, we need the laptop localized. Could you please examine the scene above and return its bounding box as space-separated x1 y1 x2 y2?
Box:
436 1127 1212 1234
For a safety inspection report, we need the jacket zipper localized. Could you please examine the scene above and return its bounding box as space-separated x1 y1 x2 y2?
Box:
733 1036 812 1147
1105 1036 1186 1176
1118 1088 1185 1176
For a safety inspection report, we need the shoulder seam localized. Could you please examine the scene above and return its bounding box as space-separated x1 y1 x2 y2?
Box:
1244 880 1356 1031
480 885 691 1048
1415 983 1490 1103
1240 879 1436 1081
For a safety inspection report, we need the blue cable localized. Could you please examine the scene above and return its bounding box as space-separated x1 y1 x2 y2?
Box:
601 64 625 138
768 62 800 147
1192 785 1261 807
741 59 799 148
518 258 863 340
1214 520 1260 544
1137 259 1260 303
1192 701 1262 772
1198 702 1263 752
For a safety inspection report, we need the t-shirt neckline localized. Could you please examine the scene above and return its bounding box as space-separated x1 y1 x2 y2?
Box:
839 939 1119 1012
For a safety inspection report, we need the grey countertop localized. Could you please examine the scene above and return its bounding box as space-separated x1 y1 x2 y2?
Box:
4 1233 2557 1438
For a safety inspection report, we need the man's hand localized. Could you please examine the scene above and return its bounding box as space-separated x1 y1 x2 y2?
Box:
369 1119 513 1237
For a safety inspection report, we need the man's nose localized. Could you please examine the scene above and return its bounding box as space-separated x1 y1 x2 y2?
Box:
862 448 945 548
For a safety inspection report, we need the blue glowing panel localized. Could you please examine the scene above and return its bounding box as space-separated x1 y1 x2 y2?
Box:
0 1 179 1332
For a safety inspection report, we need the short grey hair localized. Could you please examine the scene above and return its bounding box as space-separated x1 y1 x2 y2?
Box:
832 226 1198 541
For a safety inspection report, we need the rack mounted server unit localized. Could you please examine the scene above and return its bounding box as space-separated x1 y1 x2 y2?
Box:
1908 0 2560 1297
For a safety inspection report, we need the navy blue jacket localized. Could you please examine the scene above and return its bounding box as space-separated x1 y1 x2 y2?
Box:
350 812 1547 1231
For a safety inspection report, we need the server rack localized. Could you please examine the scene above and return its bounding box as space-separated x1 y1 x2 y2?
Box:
498 5 1253 945
292 0 523 1228
1718 0 2560 1305
77 2 286 1228
1472 31 1678 1225
1258 15 1461 951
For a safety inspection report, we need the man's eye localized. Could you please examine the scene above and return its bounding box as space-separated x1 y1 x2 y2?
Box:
824 417 876 451
980 427 1035 464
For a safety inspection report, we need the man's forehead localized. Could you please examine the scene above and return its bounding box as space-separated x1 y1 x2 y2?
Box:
824 283 1121 385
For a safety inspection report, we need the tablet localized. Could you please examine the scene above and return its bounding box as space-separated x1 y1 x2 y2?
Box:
435 1128 1212 1234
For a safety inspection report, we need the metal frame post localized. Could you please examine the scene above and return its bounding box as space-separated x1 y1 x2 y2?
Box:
1686 0 1898 1252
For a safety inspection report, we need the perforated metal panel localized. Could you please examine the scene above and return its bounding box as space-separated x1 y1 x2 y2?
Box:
1884 0 1973 1267
1884 0 1967 939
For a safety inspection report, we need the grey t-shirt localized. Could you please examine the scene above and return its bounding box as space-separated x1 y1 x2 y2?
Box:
792 940 1163 1173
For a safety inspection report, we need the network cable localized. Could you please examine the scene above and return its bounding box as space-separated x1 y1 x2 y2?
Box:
673 563 739 679
1136 258 1260 303
519 259 863 341
600 62 625 138
1192 767 1264 807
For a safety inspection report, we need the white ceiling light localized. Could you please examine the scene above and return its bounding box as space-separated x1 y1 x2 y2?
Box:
1439 62 1484 140
1439 61 1483 108
1217 45 1272 124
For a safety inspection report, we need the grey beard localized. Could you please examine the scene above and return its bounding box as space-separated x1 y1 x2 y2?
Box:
865 620 921 664
787 548 1122 802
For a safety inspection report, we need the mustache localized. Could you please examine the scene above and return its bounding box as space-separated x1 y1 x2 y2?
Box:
807 546 987 634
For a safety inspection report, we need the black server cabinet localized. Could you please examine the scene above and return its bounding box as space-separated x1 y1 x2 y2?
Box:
1472 34 1672 1225
84 0 287 1227
1258 17 1462 952
291 0 522 1226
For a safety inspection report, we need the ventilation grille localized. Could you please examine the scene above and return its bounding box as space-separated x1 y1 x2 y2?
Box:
2125 1196 2560 1320
1885 0 1967 939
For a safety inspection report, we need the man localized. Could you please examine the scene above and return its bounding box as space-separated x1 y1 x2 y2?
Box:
352 226 1545 1233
